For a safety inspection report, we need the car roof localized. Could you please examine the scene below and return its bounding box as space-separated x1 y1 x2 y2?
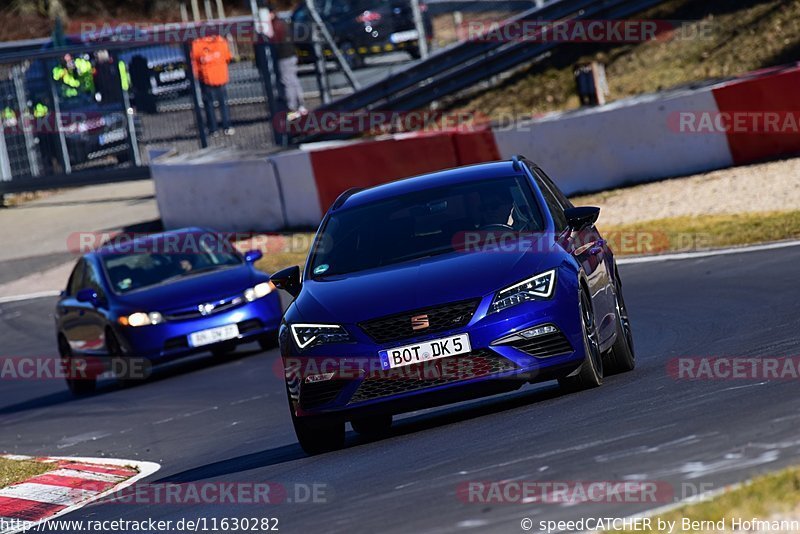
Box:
335 160 525 212
92 227 211 257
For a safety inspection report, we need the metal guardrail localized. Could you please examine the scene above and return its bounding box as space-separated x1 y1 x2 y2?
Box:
294 0 669 144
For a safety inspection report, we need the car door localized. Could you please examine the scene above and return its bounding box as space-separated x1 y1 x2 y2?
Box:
58 258 107 355
58 259 88 352
531 166 616 345
82 259 111 355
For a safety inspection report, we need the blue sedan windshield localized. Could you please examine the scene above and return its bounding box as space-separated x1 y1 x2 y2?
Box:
310 176 544 278
102 239 242 294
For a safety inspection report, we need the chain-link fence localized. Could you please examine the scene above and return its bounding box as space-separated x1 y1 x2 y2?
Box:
0 21 282 194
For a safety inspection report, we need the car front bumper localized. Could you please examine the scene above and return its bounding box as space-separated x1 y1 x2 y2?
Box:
284 292 587 419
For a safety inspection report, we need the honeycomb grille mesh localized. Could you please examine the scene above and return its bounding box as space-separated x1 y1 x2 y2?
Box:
359 299 479 344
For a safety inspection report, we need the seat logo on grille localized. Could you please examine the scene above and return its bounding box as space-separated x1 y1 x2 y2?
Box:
198 303 216 316
411 314 430 330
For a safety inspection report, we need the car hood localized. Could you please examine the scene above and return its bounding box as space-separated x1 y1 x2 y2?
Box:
115 266 263 312
294 240 557 324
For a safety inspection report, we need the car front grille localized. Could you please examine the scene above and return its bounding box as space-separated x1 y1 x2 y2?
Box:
505 332 573 358
299 379 350 410
359 299 480 344
163 295 245 321
348 349 518 404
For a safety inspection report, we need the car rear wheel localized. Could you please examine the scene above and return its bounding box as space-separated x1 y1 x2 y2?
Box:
59 336 96 396
558 290 603 392
351 414 392 437
605 275 636 374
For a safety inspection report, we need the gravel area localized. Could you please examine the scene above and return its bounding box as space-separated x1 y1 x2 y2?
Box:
571 156 800 226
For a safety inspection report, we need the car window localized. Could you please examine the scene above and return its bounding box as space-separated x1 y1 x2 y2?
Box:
309 176 545 278
85 261 107 302
531 168 568 232
66 260 86 296
534 166 574 209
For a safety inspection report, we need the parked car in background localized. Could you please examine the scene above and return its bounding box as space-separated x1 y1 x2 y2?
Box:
292 0 434 68
56 228 283 396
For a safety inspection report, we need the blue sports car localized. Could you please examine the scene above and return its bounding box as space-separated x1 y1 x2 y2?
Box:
272 156 635 454
55 228 283 395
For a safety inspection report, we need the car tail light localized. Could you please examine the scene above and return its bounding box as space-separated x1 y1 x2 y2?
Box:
356 11 382 23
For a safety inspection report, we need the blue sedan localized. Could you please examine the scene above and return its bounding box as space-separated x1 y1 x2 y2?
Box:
55 228 283 395
271 156 635 454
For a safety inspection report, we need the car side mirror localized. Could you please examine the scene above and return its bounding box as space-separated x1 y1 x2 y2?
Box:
271 265 302 297
75 288 99 306
565 206 600 231
244 249 263 263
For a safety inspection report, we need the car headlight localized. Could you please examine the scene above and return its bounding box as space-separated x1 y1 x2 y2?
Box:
244 282 274 302
489 269 556 314
119 311 165 327
290 324 353 350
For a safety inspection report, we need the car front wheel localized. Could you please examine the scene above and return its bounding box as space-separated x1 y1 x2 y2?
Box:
59 335 96 396
292 414 345 455
558 290 603 392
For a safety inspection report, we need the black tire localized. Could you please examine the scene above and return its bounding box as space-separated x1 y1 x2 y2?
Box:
293 415 345 455
258 332 279 352
559 290 603 392
59 335 96 396
605 274 636 374
351 414 392 437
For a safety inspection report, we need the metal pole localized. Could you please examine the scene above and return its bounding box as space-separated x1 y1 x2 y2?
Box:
180 2 189 23
190 0 201 22
183 41 209 149
306 0 360 90
47 69 71 174
0 123 12 182
312 23 331 104
410 0 429 59
203 0 213 20
12 65 39 177
121 82 141 166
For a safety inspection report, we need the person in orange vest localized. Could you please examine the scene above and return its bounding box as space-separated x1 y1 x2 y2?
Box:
191 35 234 136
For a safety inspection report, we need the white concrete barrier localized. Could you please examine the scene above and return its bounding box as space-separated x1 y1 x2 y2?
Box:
493 88 734 195
152 153 285 232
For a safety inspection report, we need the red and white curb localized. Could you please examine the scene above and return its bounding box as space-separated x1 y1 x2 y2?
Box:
0 454 160 534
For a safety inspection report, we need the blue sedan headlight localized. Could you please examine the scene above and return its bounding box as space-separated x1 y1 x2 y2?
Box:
244 282 274 302
489 269 557 314
290 324 353 350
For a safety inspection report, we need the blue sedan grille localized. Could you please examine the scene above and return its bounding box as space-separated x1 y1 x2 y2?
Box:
163 295 245 320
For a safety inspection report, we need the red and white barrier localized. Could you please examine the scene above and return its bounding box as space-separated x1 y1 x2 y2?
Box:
151 63 800 232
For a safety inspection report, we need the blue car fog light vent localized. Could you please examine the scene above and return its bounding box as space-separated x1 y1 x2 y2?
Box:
520 325 558 339
493 324 572 358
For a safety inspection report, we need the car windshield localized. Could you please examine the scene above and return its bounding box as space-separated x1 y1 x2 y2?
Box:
309 176 544 278
101 235 243 294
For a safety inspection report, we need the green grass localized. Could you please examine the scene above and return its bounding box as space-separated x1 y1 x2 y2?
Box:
252 233 315 275
598 210 800 256
450 0 800 118
0 458 54 489
618 466 800 533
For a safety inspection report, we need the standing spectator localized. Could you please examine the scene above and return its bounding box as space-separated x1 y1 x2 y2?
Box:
269 6 306 118
191 35 234 136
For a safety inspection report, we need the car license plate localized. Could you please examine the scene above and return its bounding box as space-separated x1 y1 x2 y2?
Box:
379 333 471 370
99 129 126 146
159 69 186 83
189 324 239 348
390 30 419 44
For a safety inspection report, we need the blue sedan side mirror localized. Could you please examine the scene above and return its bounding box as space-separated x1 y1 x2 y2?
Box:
75 288 99 305
244 250 263 263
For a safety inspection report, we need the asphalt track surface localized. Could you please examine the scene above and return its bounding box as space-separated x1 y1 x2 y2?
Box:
3 245 800 533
